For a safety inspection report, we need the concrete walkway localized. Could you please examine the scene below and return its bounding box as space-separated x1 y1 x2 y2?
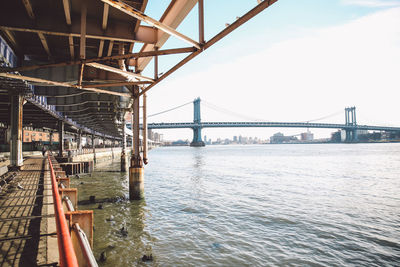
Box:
0 157 56 266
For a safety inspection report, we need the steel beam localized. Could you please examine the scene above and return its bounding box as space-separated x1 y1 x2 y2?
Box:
37 33 51 57
82 81 151 88
2 47 196 73
0 73 130 97
86 62 154 82
133 0 198 70
102 0 200 49
80 0 87 60
62 0 72 25
22 0 35 19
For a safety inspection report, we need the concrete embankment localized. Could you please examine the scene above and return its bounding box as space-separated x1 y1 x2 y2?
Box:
71 148 132 163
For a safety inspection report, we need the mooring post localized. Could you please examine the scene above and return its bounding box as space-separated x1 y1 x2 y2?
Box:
9 93 23 168
129 86 144 200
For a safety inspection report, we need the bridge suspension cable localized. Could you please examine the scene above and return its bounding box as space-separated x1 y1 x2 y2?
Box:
147 100 192 118
298 110 343 123
202 100 271 122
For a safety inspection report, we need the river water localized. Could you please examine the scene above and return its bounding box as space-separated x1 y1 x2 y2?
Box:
72 143 400 266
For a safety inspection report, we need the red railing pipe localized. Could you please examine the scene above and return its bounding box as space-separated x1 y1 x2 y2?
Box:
48 155 79 267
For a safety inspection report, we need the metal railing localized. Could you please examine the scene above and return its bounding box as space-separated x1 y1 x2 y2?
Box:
48 155 79 267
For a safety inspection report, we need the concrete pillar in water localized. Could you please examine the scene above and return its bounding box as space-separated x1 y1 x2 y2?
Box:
129 167 144 199
58 121 64 157
92 133 96 163
121 117 127 172
129 86 144 200
9 93 23 168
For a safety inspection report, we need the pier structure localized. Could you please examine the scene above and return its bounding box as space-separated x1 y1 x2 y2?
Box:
0 0 282 264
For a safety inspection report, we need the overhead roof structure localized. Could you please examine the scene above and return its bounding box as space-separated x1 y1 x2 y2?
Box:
0 0 278 138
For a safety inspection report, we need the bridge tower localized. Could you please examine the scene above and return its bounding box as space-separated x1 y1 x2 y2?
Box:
344 107 358 142
190 97 205 147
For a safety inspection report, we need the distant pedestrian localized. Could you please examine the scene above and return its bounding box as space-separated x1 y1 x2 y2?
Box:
42 146 47 156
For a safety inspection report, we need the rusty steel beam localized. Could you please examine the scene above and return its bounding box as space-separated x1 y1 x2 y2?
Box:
86 62 154 82
0 73 131 97
107 40 114 56
78 64 84 86
133 0 198 71
82 81 151 88
102 0 200 49
37 33 51 57
62 0 72 25
0 25 147 44
80 0 87 60
198 0 204 44
22 0 35 20
102 3 109 31
69 36 75 59
98 40 104 57
1 29 18 50
139 0 278 96
1 47 196 73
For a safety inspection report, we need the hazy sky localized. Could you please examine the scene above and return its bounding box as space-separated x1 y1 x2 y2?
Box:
136 0 400 141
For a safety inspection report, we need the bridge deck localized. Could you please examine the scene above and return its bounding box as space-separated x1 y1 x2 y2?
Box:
0 157 56 266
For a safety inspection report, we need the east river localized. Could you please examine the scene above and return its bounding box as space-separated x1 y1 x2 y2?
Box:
72 143 400 266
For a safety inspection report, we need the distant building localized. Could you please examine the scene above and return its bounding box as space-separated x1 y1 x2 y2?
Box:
270 132 298 144
301 131 314 141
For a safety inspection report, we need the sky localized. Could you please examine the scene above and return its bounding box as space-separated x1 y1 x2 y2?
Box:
135 0 400 141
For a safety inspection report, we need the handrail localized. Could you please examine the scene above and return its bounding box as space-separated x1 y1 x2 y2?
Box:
48 155 79 267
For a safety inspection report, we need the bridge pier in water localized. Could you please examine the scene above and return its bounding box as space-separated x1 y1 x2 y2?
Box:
190 98 205 147
344 107 358 142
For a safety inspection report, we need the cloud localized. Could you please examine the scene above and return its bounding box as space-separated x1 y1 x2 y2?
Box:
341 0 400 7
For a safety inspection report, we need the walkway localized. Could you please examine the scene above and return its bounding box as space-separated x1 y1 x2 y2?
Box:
0 157 56 266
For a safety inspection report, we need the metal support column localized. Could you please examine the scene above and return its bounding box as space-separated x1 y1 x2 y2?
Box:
198 0 205 44
111 138 115 159
77 130 82 153
121 117 127 172
9 93 23 168
49 131 53 147
143 93 148 165
58 121 64 157
129 86 144 200
92 133 96 163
